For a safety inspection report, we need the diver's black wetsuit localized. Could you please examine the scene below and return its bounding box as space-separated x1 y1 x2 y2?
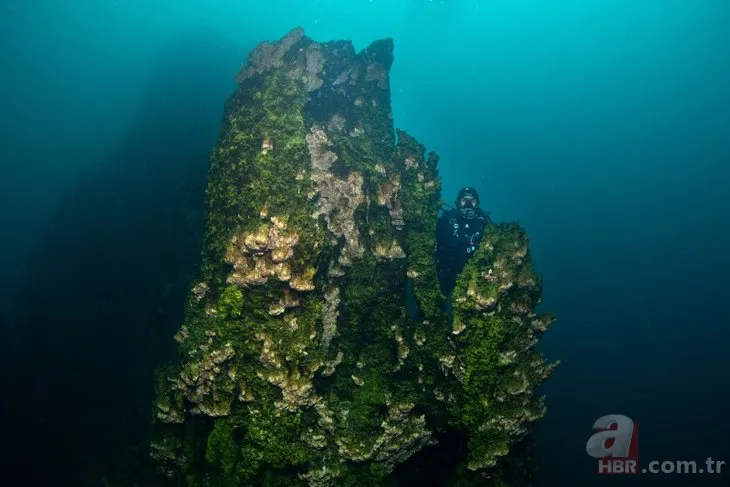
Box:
435 207 491 297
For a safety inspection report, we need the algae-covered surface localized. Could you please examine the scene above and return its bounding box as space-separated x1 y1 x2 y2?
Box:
150 28 557 486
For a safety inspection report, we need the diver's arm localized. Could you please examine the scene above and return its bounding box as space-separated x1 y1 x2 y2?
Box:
479 208 493 225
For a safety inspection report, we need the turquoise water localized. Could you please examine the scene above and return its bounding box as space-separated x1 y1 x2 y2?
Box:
1 1 728 485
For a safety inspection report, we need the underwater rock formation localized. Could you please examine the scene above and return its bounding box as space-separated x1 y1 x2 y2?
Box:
150 27 557 486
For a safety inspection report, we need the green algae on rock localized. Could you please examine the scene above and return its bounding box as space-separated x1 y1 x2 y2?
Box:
149 27 557 486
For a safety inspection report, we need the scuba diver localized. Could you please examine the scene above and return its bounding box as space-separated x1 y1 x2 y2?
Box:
435 186 492 297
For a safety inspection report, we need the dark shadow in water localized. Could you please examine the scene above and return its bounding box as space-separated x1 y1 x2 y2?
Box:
1 28 241 486
390 429 537 486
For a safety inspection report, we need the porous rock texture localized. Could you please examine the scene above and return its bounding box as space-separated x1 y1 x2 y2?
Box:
149 27 557 487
